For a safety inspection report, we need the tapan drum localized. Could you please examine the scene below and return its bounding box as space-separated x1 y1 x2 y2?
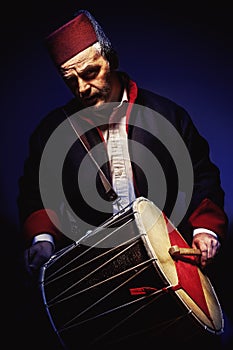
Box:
39 197 224 349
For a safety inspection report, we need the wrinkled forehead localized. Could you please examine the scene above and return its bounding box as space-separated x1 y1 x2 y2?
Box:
60 44 105 74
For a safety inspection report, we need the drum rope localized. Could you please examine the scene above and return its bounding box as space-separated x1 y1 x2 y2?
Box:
46 236 145 305
58 263 164 332
89 305 193 345
43 213 135 283
48 257 156 307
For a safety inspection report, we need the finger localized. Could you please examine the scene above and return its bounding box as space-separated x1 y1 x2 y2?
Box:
24 248 35 275
206 248 212 260
201 247 216 266
26 246 42 272
30 251 49 270
201 251 208 266
206 240 219 260
29 255 42 271
211 239 220 257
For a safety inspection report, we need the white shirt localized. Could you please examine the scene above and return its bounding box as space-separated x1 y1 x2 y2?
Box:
102 91 136 213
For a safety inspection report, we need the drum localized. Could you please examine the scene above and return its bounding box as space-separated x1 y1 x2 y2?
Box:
39 197 224 349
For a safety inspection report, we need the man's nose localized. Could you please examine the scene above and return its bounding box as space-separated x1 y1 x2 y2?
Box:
78 78 90 94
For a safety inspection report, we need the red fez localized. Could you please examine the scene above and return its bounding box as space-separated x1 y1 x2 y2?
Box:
45 13 98 66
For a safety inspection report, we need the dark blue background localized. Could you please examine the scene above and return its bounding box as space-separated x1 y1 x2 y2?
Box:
2 1 233 347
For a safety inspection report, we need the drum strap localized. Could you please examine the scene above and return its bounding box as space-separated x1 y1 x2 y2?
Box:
63 108 120 205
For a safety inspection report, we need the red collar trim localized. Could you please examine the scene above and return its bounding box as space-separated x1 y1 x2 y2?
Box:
125 79 138 133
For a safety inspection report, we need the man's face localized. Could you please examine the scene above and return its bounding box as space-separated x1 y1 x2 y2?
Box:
60 45 112 108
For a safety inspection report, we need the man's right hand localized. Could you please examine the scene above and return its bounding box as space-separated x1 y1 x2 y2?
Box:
24 241 54 275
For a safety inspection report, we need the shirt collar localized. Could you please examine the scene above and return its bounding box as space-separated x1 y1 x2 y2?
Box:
114 88 128 110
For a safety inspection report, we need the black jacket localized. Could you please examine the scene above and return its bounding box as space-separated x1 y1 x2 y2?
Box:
17 74 227 247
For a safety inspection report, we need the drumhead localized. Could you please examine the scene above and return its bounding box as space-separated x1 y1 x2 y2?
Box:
133 197 224 334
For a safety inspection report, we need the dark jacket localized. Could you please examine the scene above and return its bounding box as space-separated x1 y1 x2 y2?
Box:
17 72 228 248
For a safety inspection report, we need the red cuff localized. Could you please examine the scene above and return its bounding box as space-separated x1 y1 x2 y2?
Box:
188 198 228 240
23 209 63 246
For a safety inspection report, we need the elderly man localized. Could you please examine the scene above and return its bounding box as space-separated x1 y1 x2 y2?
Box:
17 9 228 349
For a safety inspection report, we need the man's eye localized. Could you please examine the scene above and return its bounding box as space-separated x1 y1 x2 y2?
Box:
63 75 77 86
83 67 100 80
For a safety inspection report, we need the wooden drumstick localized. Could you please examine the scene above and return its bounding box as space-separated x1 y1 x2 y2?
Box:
169 245 201 257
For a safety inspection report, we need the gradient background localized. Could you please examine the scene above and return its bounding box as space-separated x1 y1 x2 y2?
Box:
2 1 233 347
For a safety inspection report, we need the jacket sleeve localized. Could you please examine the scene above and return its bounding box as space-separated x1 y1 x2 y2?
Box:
17 120 64 248
176 106 228 241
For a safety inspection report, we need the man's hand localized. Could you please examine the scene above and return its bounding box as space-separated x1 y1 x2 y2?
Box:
24 241 54 275
192 232 220 268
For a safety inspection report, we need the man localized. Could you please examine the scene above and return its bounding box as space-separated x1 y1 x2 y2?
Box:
17 9 228 348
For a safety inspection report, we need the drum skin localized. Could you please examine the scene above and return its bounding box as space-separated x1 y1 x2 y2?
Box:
39 197 224 349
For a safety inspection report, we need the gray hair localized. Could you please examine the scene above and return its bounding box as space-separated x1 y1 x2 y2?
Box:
74 9 119 70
